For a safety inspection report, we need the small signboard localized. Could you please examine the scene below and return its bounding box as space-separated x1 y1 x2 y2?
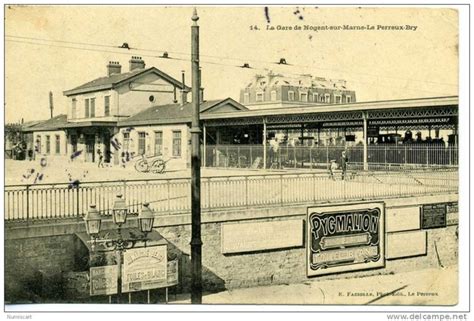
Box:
122 245 167 293
307 202 385 277
221 219 303 254
90 265 118 296
367 126 379 137
421 203 447 229
167 260 179 286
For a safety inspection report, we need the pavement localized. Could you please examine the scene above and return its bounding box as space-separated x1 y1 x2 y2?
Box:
171 266 458 306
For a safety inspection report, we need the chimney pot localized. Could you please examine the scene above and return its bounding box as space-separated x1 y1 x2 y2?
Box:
129 56 145 71
107 61 122 76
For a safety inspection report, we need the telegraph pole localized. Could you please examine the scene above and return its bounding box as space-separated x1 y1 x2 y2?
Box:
190 7 203 304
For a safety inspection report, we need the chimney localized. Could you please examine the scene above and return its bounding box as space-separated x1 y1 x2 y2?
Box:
107 61 122 76
200 88 204 103
129 56 145 71
49 91 54 119
181 70 188 106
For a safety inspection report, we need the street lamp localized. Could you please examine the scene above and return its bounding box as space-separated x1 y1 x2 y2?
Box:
83 194 156 303
138 203 155 235
84 205 101 237
112 194 128 226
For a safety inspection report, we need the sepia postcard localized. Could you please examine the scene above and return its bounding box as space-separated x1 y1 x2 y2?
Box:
2 3 469 319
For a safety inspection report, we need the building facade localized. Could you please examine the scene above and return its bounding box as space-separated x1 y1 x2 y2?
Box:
240 71 356 110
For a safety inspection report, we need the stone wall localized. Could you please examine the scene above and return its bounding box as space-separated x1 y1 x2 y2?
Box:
157 215 458 292
4 234 79 303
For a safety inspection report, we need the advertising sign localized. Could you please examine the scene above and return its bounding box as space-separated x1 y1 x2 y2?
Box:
122 245 167 293
90 265 118 296
421 203 447 229
167 260 179 286
307 202 385 277
221 219 303 254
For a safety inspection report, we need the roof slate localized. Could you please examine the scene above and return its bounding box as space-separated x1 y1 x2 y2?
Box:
63 67 190 96
119 98 247 126
23 114 68 132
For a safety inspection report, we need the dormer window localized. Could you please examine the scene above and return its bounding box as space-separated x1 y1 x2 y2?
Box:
288 91 295 101
324 94 330 103
270 90 277 101
244 93 250 104
300 92 308 102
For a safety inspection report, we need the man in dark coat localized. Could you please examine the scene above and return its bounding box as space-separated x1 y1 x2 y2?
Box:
340 150 348 180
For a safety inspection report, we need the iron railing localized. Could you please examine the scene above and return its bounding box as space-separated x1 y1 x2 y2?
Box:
5 169 458 222
203 144 459 169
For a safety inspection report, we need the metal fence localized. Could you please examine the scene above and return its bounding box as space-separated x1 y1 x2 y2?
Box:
5 169 458 222
204 144 459 169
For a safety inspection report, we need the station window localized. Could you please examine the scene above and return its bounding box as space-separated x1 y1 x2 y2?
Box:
256 92 264 102
138 132 146 155
312 93 318 102
55 135 61 154
324 94 331 103
288 91 295 101
346 96 352 103
172 131 182 157
45 135 51 154
84 99 90 118
104 96 110 116
300 92 308 102
270 90 277 101
243 93 250 104
154 131 163 156
335 95 342 104
71 98 77 119
123 132 130 150
90 98 96 117
36 135 41 153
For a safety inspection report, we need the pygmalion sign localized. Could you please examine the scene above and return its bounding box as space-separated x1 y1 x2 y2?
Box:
307 202 385 276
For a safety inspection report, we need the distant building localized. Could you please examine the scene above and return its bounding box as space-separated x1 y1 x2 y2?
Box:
239 71 356 109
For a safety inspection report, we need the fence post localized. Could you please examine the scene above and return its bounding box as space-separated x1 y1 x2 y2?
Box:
280 174 283 206
250 146 253 167
326 145 329 170
404 146 407 165
245 176 249 209
76 186 80 217
384 146 387 165
26 185 30 222
309 148 312 169
238 146 241 168
426 145 429 165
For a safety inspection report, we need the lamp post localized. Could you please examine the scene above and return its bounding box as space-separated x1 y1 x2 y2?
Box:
83 195 155 303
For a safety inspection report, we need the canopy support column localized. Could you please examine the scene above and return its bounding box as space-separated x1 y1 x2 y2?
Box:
263 118 267 169
363 111 368 171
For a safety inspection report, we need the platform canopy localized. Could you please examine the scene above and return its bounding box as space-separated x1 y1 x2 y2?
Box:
202 96 458 131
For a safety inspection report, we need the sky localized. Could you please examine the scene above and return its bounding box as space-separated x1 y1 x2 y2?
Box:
5 5 459 123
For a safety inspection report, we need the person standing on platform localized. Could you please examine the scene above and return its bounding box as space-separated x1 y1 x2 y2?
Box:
340 150 348 180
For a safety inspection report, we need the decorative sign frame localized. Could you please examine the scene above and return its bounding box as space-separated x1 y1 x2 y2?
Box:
90 265 118 296
421 203 447 229
122 245 168 293
307 202 385 277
